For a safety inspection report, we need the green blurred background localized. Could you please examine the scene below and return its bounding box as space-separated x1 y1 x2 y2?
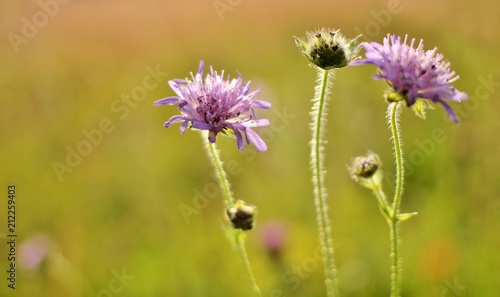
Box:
1 0 499 296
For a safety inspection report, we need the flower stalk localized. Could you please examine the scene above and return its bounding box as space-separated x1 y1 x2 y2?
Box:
204 134 234 208
202 133 262 297
236 231 262 297
349 102 416 297
311 68 339 297
154 61 268 297
388 101 405 218
296 28 361 297
349 33 467 297
387 101 404 297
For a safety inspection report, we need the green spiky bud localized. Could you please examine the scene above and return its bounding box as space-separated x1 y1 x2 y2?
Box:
295 28 361 70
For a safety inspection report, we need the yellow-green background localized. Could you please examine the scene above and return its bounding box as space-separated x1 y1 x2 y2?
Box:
1 0 499 296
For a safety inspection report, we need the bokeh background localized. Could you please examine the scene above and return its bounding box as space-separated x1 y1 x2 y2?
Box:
1 0 499 296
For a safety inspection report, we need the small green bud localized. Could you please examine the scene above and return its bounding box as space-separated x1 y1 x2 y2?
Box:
350 151 381 179
348 151 383 189
226 200 256 231
295 28 361 70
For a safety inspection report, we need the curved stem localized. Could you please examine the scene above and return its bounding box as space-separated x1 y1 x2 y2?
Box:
202 133 261 297
387 101 404 297
310 68 339 297
236 231 262 297
368 178 392 222
204 135 234 208
388 102 405 216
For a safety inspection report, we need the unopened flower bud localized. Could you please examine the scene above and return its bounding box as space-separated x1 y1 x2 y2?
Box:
295 28 361 69
226 200 256 231
348 151 383 189
351 151 381 179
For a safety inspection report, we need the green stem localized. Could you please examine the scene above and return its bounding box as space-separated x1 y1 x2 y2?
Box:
387 101 404 297
236 231 262 297
390 220 400 297
310 68 339 297
389 102 405 216
204 135 235 208
202 133 261 297
368 178 391 222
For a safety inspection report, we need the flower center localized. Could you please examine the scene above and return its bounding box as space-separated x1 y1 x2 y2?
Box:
195 95 237 129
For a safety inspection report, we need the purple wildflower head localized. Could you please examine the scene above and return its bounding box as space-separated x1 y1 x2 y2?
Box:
154 61 271 151
350 34 467 122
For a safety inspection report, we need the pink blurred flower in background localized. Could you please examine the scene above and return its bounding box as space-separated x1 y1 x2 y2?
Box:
258 220 287 260
19 233 51 272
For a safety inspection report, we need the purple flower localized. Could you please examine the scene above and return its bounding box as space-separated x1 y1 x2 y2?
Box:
350 34 467 122
154 61 271 151
258 220 287 259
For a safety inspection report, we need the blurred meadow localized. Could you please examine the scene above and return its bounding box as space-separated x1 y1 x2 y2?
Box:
1 0 499 296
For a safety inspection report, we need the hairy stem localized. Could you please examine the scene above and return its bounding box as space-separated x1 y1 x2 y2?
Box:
236 231 262 297
310 68 339 297
204 135 235 208
390 220 400 297
388 102 405 216
368 178 392 222
202 133 261 297
387 101 405 297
